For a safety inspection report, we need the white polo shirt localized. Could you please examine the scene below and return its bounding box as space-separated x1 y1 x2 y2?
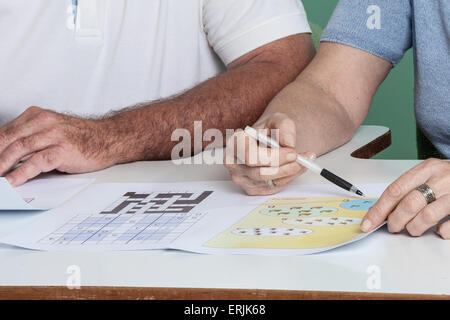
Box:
0 0 310 125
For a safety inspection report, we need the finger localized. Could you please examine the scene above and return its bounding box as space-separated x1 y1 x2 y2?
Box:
242 182 286 196
406 195 450 237
6 147 63 187
385 189 428 233
272 166 308 187
242 164 308 196
235 132 297 167
248 162 301 181
231 174 268 195
265 113 297 148
247 152 314 181
436 219 450 240
0 132 55 176
0 107 55 153
0 106 42 135
361 159 442 232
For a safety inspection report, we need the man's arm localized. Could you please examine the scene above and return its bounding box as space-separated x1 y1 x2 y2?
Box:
0 34 315 186
104 34 315 162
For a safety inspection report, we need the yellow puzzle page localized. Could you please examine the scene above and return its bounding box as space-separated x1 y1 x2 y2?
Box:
205 197 377 249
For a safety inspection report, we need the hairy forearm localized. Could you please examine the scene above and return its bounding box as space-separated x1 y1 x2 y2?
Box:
100 59 305 163
257 71 359 156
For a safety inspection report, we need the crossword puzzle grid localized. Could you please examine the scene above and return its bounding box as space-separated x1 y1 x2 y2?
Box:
38 191 212 246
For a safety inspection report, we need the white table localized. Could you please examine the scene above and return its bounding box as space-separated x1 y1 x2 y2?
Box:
0 126 448 299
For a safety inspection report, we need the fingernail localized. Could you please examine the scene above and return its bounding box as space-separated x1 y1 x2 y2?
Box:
361 219 372 232
308 153 317 160
284 134 295 148
286 153 297 162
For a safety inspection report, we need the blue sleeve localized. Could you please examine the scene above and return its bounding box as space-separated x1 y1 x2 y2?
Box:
321 0 412 66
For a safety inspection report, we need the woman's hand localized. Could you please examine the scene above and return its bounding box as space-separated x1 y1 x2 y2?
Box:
224 113 316 196
361 158 450 239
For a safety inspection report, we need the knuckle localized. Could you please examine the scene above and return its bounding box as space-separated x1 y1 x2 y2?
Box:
286 162 301 175
423 158 442 169
25 106 42 114
272 112 288 120
39 150 60 166
47 126 62 137
399 196 420 213
278 117 294 129
422 207 438 224
386 181 403 198
59 140 75 151
35 110 56 123
21 135 39 151
11 139 25 153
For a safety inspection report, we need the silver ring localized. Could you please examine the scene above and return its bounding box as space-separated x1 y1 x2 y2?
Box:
416 184 437 204
266 180 276 188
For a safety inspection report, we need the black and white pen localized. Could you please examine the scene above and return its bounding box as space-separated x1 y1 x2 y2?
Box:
244 126 365 197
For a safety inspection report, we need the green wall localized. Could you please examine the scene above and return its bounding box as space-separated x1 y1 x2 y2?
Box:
303 0 417 160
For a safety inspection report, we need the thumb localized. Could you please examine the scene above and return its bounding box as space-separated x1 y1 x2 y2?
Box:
266 113 297 149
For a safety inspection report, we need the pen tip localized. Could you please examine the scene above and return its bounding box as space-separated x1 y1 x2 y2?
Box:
356 190 364 197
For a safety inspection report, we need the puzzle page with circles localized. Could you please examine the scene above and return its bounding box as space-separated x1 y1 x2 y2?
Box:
203 197 378 250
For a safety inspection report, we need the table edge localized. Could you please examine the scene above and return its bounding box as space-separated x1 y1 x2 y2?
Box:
351 130 392 159
0 286 448 300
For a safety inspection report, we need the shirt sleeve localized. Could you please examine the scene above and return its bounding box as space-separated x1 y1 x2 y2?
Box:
321 0 412 66
202 0 311 65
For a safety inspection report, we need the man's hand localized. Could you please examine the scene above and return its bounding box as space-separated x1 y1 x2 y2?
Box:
0 106 115 186
0 35 314 186
361 159 450 239
224 113 315 195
